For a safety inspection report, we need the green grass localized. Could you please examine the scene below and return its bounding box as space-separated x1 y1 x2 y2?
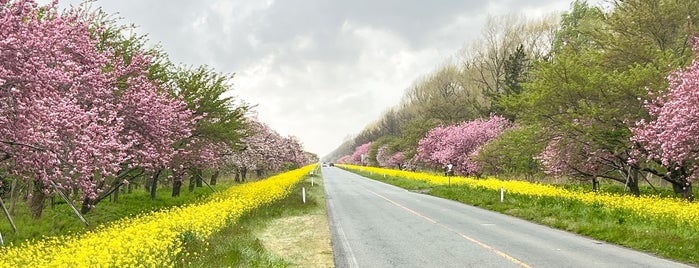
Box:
0 181 232 246
350 169 699 267
178 173 330 267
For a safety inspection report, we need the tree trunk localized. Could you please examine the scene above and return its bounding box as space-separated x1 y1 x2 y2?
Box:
592 177 599 192
241 167 247 182
210 170 219 186
256 169 263 178
9 179 17 215
173 178 183 197
29 179 46 219
673 181 695 201
188 173 196 192
195 169 203 188
682 182 694 201
150 169 161 200
80 198 93 214
628 168 640 197
112 184 120 203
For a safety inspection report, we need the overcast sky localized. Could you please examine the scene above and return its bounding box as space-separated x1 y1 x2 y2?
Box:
45 0 586 157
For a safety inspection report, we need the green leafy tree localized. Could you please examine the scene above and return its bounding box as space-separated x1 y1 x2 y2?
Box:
474 125 545 179
168 66 249 196
510 0 698 195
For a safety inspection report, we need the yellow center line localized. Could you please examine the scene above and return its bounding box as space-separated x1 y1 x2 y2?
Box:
364 187 532 268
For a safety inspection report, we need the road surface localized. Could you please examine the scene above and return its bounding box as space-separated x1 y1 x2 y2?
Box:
322 167 691 268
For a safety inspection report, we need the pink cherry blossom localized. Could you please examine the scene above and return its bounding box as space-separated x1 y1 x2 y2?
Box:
416 115 512 175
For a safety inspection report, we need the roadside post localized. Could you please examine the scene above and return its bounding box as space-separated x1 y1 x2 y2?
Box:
500 186 504 203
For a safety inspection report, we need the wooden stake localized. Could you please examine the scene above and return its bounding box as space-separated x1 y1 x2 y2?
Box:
200 177 216 192
50 181 89 227
0 197 16 233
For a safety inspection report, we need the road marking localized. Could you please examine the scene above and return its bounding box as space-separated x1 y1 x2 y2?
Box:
336 222 360 268
441 224 533 268
365 188 531 268
327 199 359 267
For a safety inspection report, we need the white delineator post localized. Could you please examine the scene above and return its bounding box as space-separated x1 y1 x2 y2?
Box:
500 186 504 203
302 187 306 204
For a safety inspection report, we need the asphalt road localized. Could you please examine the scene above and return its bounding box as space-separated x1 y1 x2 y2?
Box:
322 167 691 268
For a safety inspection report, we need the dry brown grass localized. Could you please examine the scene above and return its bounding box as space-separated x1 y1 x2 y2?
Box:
256 176 334 267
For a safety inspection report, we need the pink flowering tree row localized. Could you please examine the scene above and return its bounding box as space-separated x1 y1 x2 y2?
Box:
223 118 310 182
335 142 375 166
335 116 510 175
0 0 259 216
0 0 201 217
415 115 512 175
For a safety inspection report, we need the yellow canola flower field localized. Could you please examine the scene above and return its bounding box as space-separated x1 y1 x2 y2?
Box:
0 165 315 268
341 164 699 229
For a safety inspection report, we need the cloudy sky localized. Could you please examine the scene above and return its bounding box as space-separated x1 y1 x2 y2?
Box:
46 0 585 157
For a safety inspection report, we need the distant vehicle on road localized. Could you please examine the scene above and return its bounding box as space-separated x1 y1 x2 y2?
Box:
329 163 334 167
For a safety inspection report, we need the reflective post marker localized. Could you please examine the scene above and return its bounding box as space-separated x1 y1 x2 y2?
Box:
500 186 504 203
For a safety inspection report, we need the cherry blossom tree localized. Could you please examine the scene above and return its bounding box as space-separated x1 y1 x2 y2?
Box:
535 135 616 191
631 37 699 200
350 142 372 165
387 152 405 169
0 0 126 217
336 155 352 164
223 118 308 181
376 145 392 167
416 115 511 175
0 0 195 216
376 145 404 169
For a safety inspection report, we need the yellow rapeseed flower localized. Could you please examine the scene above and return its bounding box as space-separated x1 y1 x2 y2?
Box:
0 165 315 268
341 164 699 228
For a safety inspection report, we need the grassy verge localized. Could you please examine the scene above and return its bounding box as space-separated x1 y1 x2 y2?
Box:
179 172 334 267
348 169 698 266
0 183 230 246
